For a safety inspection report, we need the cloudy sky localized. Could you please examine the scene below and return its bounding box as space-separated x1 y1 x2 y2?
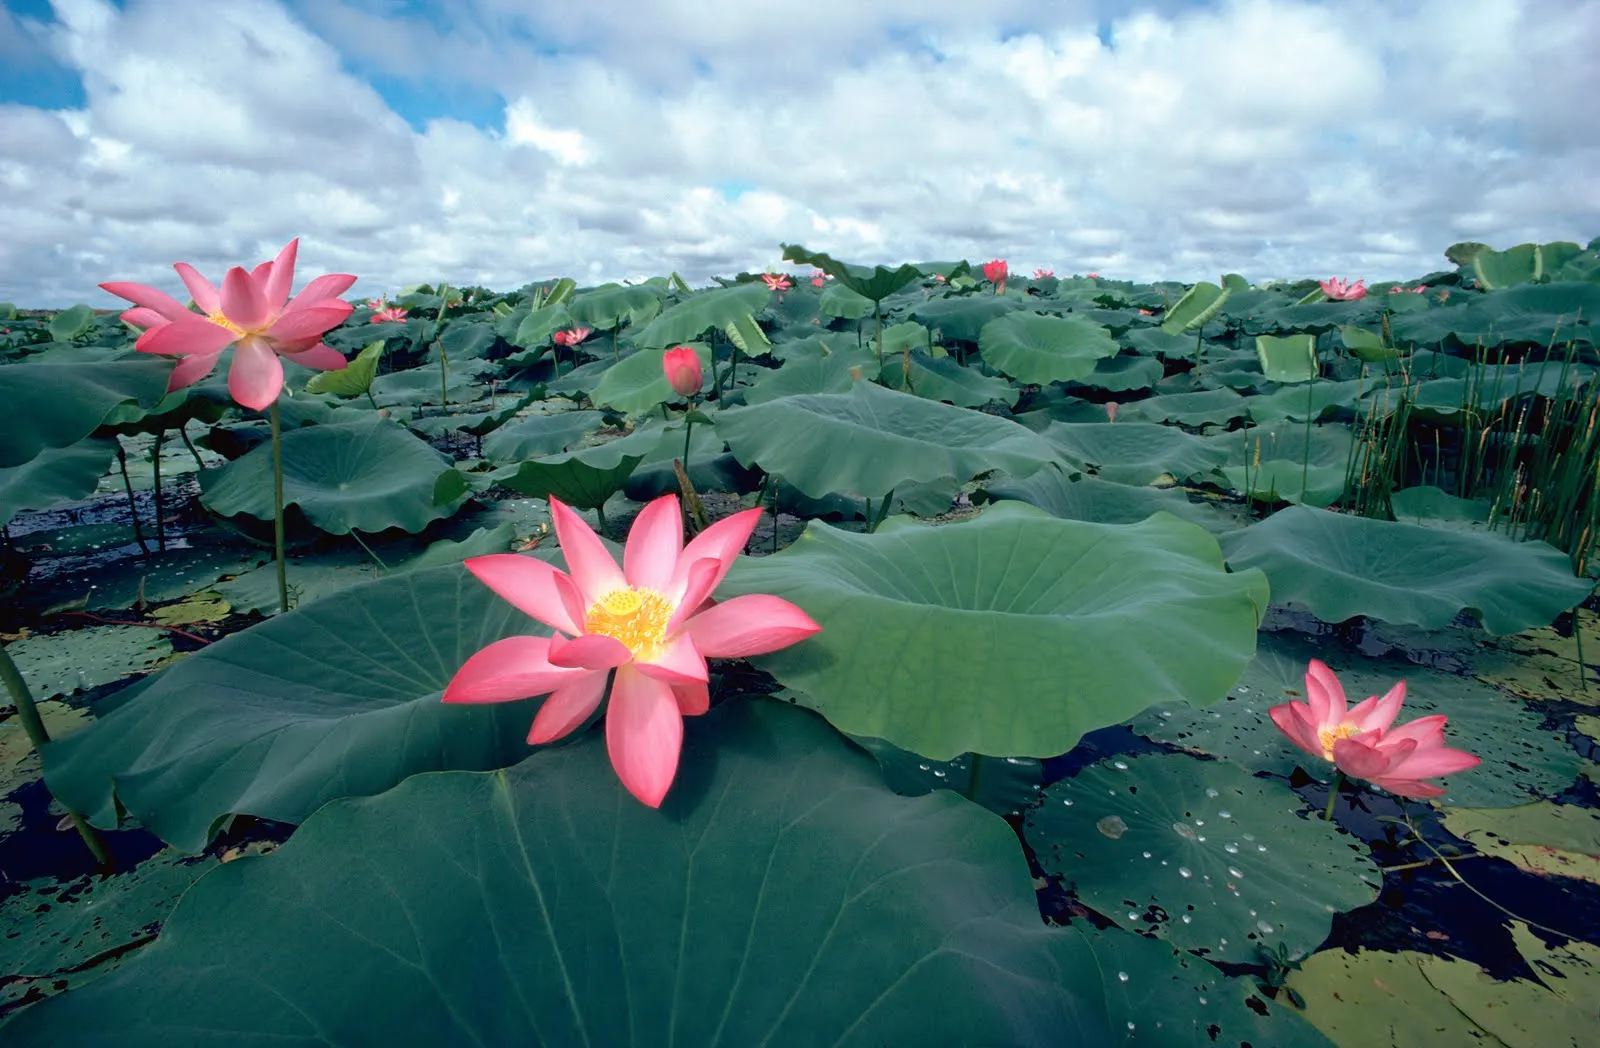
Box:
1 0 1596 308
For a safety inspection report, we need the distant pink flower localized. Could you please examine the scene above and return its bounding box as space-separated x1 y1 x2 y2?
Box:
553 326 593 348
1269 659 1480 798
1436 289 1452 304
1320 277 1368 301
370 304 408 323
761 273 792 292
364 297 385 311
1388 285 1427 295
1033 267 1054 279
442 495 822 807
982 259 1008 294
810 269 832 287
662 345 703 397
1105 402 1119 423
1085 272 1100 279
1138 308 1155 316
99 238 354 412
933 274 947 283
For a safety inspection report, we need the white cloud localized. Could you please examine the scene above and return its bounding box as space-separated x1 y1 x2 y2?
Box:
0 0 1594 307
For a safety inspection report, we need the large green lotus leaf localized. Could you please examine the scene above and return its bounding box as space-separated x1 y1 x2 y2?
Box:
817 281 875 319
303 339 383 397
910 296 1022 343
1285 949 1506 1046
589 344 711 414
1219 505 1591 635
508 302 574 350
1220 460 1347 507
1247 379 1365 424
11 700 1117 1047
199 416 465 535
565 282 663 331
1442 801 1600 883
721 502 1269 760
978 466 1238 533
621 419 759 500
431 317 501 363
630 282 769 349
490 422 659 509
1160 281 1230 335
1124 327 1213 358
1066 353 1165 393
7 625 172 701
1026 753 1382 964
1255 334 1318 383
742 343 874 404
1131 631 1581 807
0 437 117 526
482 409 604 463
878 350 1018 407
1388 485 1492 528
845 735 1045 818
1040 422 1227 486
41 564 544 851
1117 389 1249 427
1415 920 1600 1047
0 358 172 468
407 389 540 439
369 367 476 408
1210 420 1353 508
978 312 1120 384
714 382 1057 501
780 244 925 302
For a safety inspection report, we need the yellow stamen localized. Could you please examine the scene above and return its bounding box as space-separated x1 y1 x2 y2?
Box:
1317 723 1359 761
207 311 248 337
584 586 674 661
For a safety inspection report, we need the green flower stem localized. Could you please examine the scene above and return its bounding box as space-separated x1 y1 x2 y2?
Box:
151 431 165 552
177 422 206 471
966 754 988 803
1323 769 1346 821
0 640 113 869
682 414 694 476
114 441 148 554
269 401 289 615
436 283 451 415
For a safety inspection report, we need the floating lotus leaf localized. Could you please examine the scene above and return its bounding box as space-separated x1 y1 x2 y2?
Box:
978 312 1120 385
722 501 1268 760
482 409 604 463
978 466 1237 532
1286 949 1505 1046
877 351 1017 407
42 564 547 851
1220 505 1592 635
1442 802 1600 884
1040 422 1227 486
0 358 171 468
1067 353 1164 392
0 438 117 527
6 625 171 701
14 701 1118 1046
742 344 873 404
1247 379 1365 424
909 296 1022 343
714 382 1057 501
490 423 659 509
1026 753 1382 964
1387 485 1492 527
1117 388 1249 427
199 416 466 535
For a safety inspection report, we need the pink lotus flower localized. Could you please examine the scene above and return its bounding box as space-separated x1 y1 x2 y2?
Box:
370 304 408 323
761 273 792 292
99 238 355 411
1105 402 1119 423
662 345 703 397
364 297 385 311
932 274 947 283
982 259 1009 292
1269 659 1480 798
810 269 832 287
443 495 822 806
553 326 593 348
1138 308 1155 316
1033 268 1054 279
1086 272 1100 279
1319 277 1368 301
1388 285 1427 295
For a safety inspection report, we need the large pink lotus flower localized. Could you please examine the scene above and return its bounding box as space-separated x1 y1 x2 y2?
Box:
761 273 792 292
662 345 703 397
99 238 355 411
1320 277 1368 301
1269 659 1480 798
553 326 593 348
443 495 822 807
982 259 1009 292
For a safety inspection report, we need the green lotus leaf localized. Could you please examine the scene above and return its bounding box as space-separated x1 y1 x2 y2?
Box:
199 416 466 535
1026 753 1382 964
977 313 1120 385
431 318 501 363
1255 333 1317 383
1340 325 1403 362
743 344 874 404
630 282 769 350
1160 281 1230 335
1286 949 1502 1046
1388 485 1491 527
0 358 172 468
6 624 172 702
780 244 925 302
0 437 117 527
1117 388 1249 427
490 423 659 509
846 736 1045 818
1220 505 1592 634
482 409 605 463
1247 379 1364 424
1220 460 1347 507
41 564 550 851
722 501 1269 760
910 296 1022 343
1124 326 1210 357
621 419 759 500
877 350 1017 407
369 367 476 408
15 701 1118 1046
509 302 575 349
713 382 1058 500
817 281 875 319
302 339 383 397
589 345 711 414
978 465 1237 532
46 304 96 342
565 282 663 331
407 389 540 439
1040 422 1227 486
1473 241 1583 290
1067 353 1164 392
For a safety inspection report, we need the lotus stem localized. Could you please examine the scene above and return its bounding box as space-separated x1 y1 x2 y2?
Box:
612 326 619 363
1322 769 1345 822
682 414 694 478
269 401 289 615
151 431 165 552
436 282 451 415
177 422 206 471
875 303 884 371
1399 812 1579 940
769 475 780 554
114 441 148 554
966 754 987 803
0 640 113 869
1301 354 1315 501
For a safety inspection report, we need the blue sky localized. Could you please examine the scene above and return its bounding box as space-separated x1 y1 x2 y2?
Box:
1 0 1595 307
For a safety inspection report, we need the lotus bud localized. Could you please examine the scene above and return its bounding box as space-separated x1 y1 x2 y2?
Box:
663 345 703 397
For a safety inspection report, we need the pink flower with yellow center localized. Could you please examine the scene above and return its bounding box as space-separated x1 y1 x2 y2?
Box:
1388 284 1427 295
761 273 792 292
1033 267 1054 279
1269 659 1479 798
370 304 408 323
553 326 593 348
1319 277 1368 301
99 238 354 411
443 495 822 807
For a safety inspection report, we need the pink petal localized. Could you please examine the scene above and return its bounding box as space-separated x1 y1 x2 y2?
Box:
548 633 633 670
174 262 221 315
268 302 354 342
285 273 359 309
166 350 223 391
99 281 195 321
279 342 349 372
442 635 590 704
605 667 683 808
672 681 709 716
1349 680 1407 733
635 633 708 686
1369 778 1447 799
1385 742 1480 780
228 337 286 411
666 557 723 634
136 314 237 356
1381 713 1448 749
220 266 272 331
1269 702 1325 759
1304 659 1345 725
262 239 299 312
682 594 821 658
120 307 169 331
622 495 683 592
527 670 609 744
464 554 585 635
549 496 625 605
667 507 762 604
1333 735 1412 781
